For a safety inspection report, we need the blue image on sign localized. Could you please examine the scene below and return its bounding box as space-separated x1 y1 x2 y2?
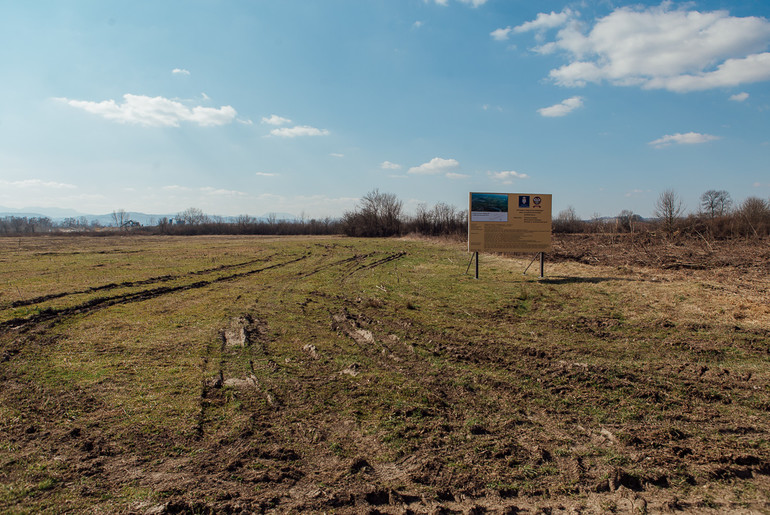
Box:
518 195 530 208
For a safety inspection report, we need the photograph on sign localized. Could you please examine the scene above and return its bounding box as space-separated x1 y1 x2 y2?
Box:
468 192 552 253
470 193 508 222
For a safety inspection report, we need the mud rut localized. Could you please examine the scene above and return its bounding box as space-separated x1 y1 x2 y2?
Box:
2 241 770 514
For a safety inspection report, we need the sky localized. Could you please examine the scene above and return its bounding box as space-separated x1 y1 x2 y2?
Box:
1 0 769 220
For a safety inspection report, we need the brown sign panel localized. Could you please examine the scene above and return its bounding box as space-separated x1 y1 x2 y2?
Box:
468 192 552 253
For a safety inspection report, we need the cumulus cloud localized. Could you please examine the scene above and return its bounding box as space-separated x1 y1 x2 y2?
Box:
270 125 330 138
514 9 574 33
172 68 190 75
511 4 770 92
492 9 573 41
649 132 721 148
730 92 750 102
59 94 237 127
381 161 402 170
488 171 529 184
538 96 584 117
261 114 292 126
490 27 513 41
408 157 459 175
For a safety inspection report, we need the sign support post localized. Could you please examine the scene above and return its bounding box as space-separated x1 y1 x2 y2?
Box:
540 252 545 279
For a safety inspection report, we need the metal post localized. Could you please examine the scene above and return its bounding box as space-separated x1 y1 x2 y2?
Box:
539 252 545 279
475 252 479 279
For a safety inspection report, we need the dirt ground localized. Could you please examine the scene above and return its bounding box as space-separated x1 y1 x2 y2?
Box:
1 234 769 514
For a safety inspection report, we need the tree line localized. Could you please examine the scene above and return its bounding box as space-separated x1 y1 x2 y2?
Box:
554 189 770 238
2 188 768 239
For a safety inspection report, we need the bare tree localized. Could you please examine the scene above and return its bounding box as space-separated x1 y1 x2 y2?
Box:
617 209 638 233
177 207 209 225
654 189 684 233
112 209 128 228
554 206 582 233
738 196 770 237
700 190 732 218
342 189 403 237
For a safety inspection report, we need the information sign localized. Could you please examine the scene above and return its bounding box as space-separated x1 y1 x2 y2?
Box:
468 192 552 253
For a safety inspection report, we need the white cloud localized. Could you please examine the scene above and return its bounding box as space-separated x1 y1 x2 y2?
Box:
730 92 750 102
445 172 469 179
488 171 529 184
330 153 344 158
413 21 423 29
270 125 330 138
261 114 292 126
490 27 513 41
649 132 721 148
0 179 76 189
59 94 237 127
200 187 245 196
408 157 459 175
381 161 402 170
255 172 277 177
513 9 574 33
537 96 584 117
237 118 254 125
172 68 190 76
516 4 770 92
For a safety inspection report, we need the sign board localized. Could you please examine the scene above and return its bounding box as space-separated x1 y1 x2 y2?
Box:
468 192 552 253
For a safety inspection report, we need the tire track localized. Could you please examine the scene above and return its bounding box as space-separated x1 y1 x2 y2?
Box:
0 254 308 332
295 253 375 279
342 251 407 281
9 255 278 309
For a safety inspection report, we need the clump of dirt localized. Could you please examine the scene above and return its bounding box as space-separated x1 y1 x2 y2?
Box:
223 313 264 348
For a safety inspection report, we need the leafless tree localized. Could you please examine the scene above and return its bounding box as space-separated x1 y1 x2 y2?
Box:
738 196 770 237
554 205 582 233
700 190 732 218
177 207 209 225
654 189 684 233
112 209 128 228
342 189 403 237
617 209 639 233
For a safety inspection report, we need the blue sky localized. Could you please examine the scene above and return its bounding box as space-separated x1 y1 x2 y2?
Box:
1 0 769 219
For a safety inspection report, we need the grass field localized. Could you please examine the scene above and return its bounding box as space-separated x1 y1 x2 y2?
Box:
1 234 769 513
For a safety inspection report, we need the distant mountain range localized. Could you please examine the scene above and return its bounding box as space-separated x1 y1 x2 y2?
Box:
0 206 298 226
